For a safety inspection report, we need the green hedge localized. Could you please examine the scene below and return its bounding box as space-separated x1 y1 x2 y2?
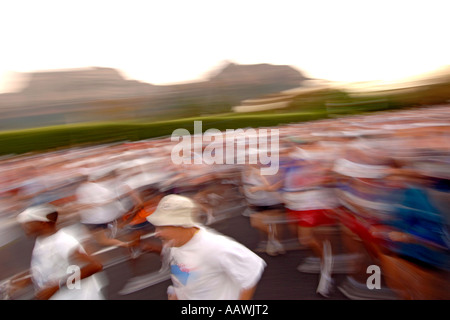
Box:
0 111 333 156
0 94 431 156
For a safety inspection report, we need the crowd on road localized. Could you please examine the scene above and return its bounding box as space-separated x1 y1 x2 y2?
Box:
0 104 449 300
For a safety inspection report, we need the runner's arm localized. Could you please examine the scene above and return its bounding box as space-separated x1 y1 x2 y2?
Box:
35 248 103 300
239 285 257 300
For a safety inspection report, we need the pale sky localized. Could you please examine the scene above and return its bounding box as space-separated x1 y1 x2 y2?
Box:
0 0 449 93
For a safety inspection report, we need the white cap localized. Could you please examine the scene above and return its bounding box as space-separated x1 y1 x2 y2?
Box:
16 204 57 224
146 194 200 228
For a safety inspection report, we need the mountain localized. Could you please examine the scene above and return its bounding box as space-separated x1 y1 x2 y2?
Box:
0 67 158 109
21 67 159 102
0 63 308 130
210 62 305 85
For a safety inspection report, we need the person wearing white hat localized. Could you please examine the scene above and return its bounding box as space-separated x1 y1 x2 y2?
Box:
145 194 266 300
74 169 132 250
12 204 107 300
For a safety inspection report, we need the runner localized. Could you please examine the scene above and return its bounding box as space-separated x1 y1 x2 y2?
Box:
12 203 107 299
74 168 131 252
145 194 266 300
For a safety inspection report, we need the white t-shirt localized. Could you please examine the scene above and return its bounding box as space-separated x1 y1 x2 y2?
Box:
76 181 125 224
166 227 266 300
242 168 282 206
283 188 340 211
282 161 339 210
31 229 106 300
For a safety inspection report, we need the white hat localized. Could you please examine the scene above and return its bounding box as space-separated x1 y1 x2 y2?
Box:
146 194 200 228
16 204 57 224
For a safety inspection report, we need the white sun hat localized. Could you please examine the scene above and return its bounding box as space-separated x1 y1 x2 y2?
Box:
16 204 57 224
146 194 200 228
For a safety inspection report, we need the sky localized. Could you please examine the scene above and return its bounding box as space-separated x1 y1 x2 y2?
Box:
0 0 449 93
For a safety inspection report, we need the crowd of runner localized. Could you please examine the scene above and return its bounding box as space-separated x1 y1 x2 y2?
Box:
0 104 449 299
